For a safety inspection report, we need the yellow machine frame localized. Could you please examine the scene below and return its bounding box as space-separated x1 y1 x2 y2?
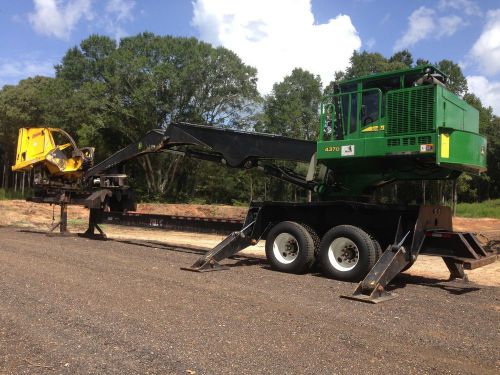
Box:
12 127 92 180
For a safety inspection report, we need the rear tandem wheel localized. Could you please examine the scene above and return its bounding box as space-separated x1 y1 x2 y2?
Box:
319 225 377 281
265 221 315 274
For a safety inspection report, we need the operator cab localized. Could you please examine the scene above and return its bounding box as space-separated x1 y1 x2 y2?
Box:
322 65 448 141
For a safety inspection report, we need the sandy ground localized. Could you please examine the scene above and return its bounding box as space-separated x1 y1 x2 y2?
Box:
0 227 499 374
0 200 498 286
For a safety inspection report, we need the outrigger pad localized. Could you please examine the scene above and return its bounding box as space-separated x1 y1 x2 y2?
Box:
181 260 230 272
78 223 108 240
342 290 398 304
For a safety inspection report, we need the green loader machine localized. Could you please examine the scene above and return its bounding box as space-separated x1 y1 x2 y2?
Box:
317 65 486 197
16 65 495 303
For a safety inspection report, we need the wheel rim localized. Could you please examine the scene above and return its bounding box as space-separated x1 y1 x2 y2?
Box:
327 237 359 271
273 233 300 264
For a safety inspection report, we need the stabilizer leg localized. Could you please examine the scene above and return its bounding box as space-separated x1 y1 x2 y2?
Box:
342 218 412 303
182 221 255 272
79 209 107 240
47 203 73 236
342 244 410 303
442 257 468 281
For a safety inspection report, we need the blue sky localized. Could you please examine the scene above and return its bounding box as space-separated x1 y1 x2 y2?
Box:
0 0 499 113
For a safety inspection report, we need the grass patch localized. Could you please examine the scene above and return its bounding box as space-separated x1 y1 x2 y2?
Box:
456 199 500 219
68 219 87 225
0 188 26 200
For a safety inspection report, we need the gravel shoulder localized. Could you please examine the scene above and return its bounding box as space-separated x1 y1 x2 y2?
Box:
0 227 499 374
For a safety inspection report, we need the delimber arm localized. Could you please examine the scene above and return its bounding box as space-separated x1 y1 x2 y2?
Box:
85 122 318 189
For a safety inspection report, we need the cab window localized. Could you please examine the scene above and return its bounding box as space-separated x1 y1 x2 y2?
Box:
361 91 379 126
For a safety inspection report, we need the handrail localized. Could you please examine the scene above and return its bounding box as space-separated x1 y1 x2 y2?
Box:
320 88 383 141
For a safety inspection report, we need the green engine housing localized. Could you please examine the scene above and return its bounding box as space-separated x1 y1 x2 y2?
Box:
317 65 487 197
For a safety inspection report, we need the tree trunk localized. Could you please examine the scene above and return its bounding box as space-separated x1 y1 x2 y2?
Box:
164 157 180 195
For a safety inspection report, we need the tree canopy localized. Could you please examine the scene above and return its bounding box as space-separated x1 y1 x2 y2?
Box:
0 38 498 204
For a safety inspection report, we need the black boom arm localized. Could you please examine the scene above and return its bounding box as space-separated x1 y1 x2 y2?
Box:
85 122 318 189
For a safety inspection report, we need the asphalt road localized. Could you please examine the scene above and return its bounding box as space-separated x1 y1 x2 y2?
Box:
0 227 498 374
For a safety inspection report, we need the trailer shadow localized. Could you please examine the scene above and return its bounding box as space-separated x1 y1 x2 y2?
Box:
305 268 482 296
387 273 482 295
17 228 268 268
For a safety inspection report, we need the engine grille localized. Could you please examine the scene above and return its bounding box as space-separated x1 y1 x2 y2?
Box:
387 85 435 135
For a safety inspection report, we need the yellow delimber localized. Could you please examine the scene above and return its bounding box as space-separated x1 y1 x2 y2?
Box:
12 128 91 179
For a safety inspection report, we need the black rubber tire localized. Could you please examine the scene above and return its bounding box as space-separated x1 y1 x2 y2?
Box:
371 238 383 260
319 225 377 281
300 223 320 256
265 221 315 274
301 223 321 271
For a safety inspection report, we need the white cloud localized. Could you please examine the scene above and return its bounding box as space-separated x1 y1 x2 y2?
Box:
103 0 136 40
394 7 466 51
365 38 375 50
438 0 481 17
437 15 463 38
28 0 135 41
394 7 435 51
191 0 361 94
470 9 500 76
106 0 135 22
467 76 500 116
28 0 94 40
0 59 55 87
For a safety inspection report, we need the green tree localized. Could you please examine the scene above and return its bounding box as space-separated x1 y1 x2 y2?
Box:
436 59 468 96
259 68 322 141
55 33 261 196
463 93 500 199
344 51 407 79
389 50 413 67
415 58 430 66
253 68 322 201
0 76 56 164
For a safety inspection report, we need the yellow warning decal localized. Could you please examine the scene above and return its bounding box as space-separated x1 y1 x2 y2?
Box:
441 133 450 158
361 125 385 132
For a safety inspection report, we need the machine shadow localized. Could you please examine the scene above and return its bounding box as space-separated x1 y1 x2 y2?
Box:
388 273 482 295
305 267 481 297
17 228 267 267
